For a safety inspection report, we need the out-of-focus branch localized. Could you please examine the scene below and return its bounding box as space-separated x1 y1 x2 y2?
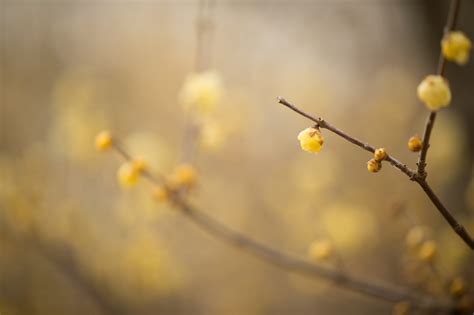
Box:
180 0 217 164
277 97 474 250
0 222 119 315
110 146 455 314
417 0 461 177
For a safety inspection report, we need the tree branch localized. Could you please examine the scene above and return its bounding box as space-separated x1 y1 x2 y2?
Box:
416 0 461 177
277 97 416 179
110 146 454 313
417 180 474 249
277 97 474 250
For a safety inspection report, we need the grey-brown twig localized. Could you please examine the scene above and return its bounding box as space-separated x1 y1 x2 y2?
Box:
277 97 474 250
277 97 416 179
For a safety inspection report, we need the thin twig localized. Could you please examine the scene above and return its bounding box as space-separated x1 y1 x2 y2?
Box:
277 97 474 250
417 0 461 177
110 145 454 314
277 97 416 179
417 180 474 249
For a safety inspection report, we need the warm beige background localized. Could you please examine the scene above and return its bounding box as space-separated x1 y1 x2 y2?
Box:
1 1 473 314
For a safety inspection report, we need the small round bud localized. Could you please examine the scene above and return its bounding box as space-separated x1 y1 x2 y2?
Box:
392 301 411 315
418 240 437 262
95 130 113 151
367 159 382 173
152 186 170 203
450 277 467 297
117 162 140 187
180 70 223 114
373 148 387 162
407 136 423 152
308 240 333 262
297 127 324 154
442 31 472 65
170 164 197 188
132 158 147 173
405 226 425 249
417 75 451 111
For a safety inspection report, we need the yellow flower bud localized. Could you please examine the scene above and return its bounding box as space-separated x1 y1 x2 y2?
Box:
170 164 197 188
308 240 333 262
405 226 425 249
373 148 387 162
392 301 411 315
132 158 147 173
417 75 451 111
297 127 324 154
179 70 223 114
95 130 113 151
418 240 437 262
152 186 170 203
367 158 382 173
407 136 423 152
117 162 140 187
442 31 472 65
450 277 467 297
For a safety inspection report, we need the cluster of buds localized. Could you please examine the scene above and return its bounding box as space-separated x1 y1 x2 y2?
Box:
416 31 471 112
151 164 198 203
367 148 387 173
95 130 198 200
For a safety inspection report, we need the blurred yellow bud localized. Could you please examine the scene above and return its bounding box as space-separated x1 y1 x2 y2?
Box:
405 226 425 249
407 136 423 152
392 301 411 315
367 158 382 173
418 240 437 262
450 277 467 297
170 164 197 188
297 127 324 154
117 162 141 187
308 240 333 262
95 130 113 151
132 158 147 173
373 148 387 162
442 31 472 65
152 186 170 203
417 75 451 111
180 70 223 114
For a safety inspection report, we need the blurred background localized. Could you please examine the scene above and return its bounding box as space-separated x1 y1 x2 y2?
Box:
1 0 473 314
